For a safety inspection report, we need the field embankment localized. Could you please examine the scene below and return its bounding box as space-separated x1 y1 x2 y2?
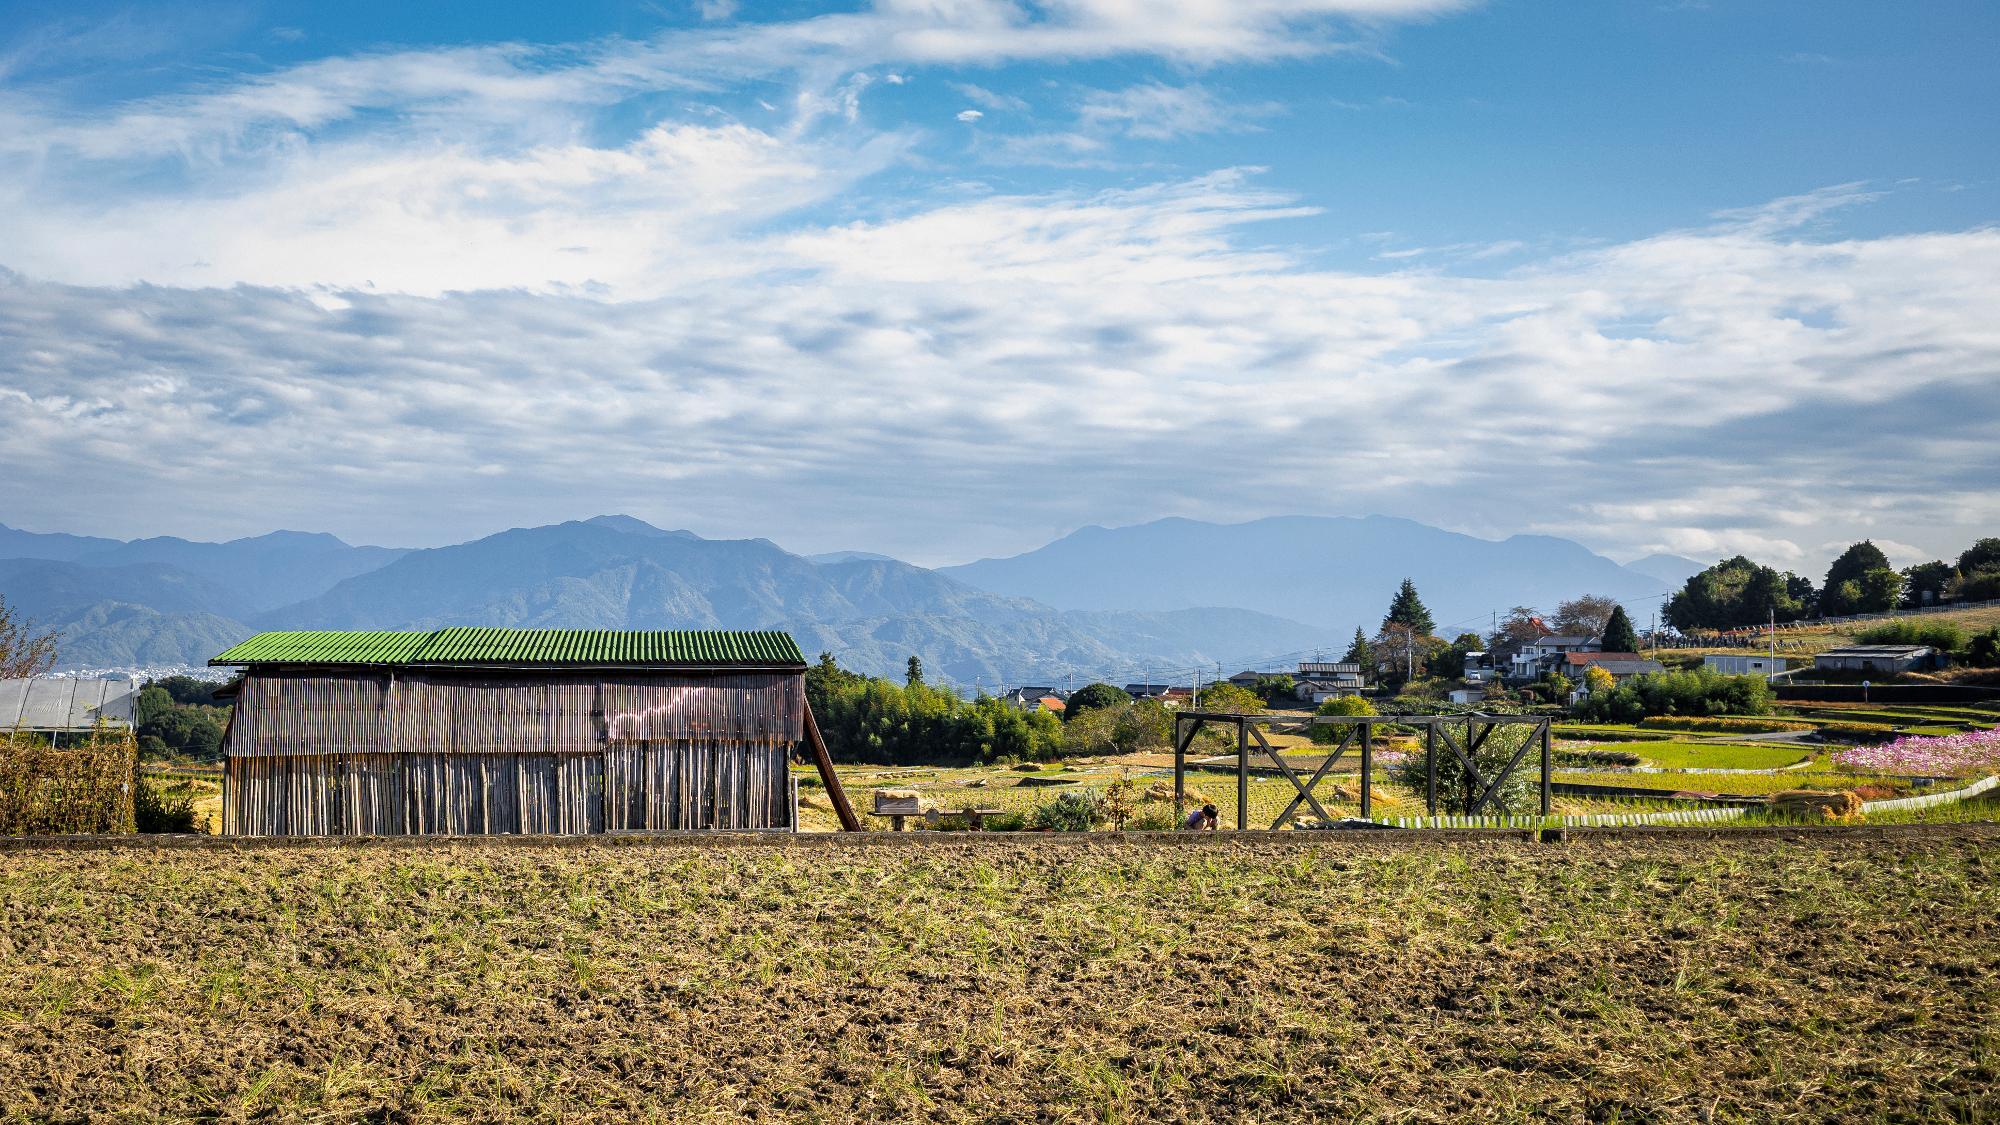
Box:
2 830 1996 1122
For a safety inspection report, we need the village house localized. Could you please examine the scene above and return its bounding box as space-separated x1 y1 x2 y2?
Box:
1560 651 1665 683
1508 635 1601 681
1292 661 1364 702
1000 686 1065 713
1704 654 1790 677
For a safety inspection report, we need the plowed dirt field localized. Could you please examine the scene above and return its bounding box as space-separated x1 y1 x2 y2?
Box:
2 828 1996 1122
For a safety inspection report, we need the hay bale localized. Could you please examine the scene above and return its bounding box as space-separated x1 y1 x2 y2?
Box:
872 788 924 815
1768 790 1864 821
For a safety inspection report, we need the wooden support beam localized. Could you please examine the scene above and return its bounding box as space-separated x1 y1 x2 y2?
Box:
802 702 862 832
1360 722 1373 819
1539 719 1553 816
1236 719 1249 832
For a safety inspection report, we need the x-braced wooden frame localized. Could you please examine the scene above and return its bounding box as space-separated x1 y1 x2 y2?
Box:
1172 712 1551 829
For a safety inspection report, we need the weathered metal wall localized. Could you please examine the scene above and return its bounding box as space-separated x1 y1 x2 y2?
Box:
227 671 804 757
224 742 790 836
222 670 801 836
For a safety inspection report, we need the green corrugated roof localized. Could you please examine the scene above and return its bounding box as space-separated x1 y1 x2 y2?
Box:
211 628 805 668
210 631 433 666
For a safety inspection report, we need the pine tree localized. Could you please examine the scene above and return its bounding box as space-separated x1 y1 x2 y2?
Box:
1382 578 1435 636
906 655 924 687
1343 626 1374 668
1602 605 1640 653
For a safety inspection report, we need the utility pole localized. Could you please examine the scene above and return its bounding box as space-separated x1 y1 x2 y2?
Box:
1769 605 1777 683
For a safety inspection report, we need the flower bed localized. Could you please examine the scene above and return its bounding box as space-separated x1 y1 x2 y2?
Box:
1834 728 2000 778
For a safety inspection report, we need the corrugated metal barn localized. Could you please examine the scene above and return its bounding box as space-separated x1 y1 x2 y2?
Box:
211 628 842 837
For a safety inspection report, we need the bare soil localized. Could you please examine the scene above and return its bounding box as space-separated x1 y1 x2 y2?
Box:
2 828 1996 1123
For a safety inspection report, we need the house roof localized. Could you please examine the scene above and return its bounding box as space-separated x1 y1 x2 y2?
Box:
1297 662 1360 674
1531 635 1595 647
1586 660 1664 676
1817 645 1932 659
0 677 140 731
211 628 807 669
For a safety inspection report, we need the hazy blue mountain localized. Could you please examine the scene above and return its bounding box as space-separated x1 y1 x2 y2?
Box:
80 530 409 615
40 602 254 669
807 550 898 564
941 515 1677 634
0 523 124 562
0 558 240 618
582 514 699 539
261 519 1334 683
1622 553 1710 591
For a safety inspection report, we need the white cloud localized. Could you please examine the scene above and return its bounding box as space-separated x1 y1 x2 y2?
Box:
1 173 1995 566
957 108 984 121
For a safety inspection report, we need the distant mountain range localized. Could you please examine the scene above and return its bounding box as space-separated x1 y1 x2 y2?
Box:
942 516 1689 634
0 514 1706 683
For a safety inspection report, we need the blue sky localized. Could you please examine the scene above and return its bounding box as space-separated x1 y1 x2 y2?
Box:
1 0 1996 572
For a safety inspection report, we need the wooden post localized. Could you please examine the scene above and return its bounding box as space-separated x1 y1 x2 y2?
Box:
1236 718 1249 832
1360 721 1373 819
1173 715 1186 830
1539 718 1552 816
1425 721 1438 816
802 702 862 832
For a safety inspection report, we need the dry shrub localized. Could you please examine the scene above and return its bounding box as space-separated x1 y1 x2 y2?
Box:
0 724 136 835
1848 783 1902 801
1142 780 1212 805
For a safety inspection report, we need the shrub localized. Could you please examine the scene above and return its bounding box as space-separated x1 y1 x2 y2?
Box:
1854 620 1968 652
1573 670 1772 723
1031 791 1106 832
134 779 199 833
1308 695 1375 744
1391 722 1541 814
1966 628 2000 668
1818 723 1897 745
1126 805 1178 832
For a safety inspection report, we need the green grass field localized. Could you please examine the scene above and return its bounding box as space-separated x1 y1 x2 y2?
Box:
1613 741 1814 771
2 831 1994 1122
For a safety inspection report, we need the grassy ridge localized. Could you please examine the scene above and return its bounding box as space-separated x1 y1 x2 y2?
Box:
1 832 1996 1122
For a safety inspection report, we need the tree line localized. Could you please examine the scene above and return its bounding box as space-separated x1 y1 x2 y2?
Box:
1664 537 2000 632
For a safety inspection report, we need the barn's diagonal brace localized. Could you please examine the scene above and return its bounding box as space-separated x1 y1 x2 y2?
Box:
802 702 861 832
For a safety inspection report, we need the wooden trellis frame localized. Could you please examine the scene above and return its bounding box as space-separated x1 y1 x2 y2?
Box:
1171 712 1552 830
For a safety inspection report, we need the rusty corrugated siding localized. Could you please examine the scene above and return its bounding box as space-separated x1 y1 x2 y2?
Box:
225 671 804 758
